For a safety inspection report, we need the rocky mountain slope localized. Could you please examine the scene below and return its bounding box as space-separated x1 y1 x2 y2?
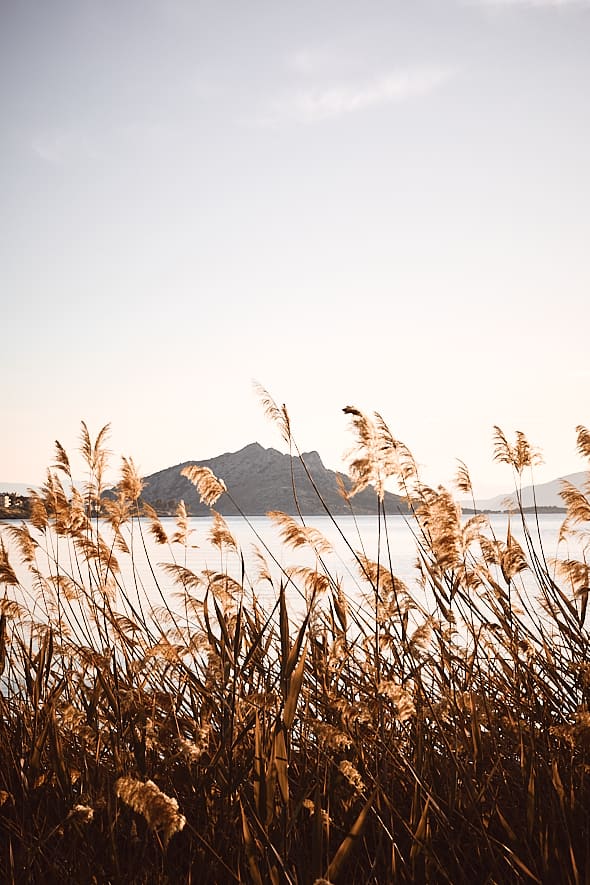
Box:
139 442 410 516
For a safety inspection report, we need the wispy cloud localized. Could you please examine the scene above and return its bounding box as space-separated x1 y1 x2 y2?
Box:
30 129 99 165
260 67 455 126
31 121 182 165
286 46 359 77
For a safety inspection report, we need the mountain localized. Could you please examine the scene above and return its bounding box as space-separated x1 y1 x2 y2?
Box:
138 442 410 516
467 471 587 512
0 482 38 495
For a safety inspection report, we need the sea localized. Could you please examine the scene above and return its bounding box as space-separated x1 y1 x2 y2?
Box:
2 511 580 625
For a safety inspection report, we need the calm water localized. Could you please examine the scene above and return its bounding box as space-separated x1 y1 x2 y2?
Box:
1 512 577 622
140 511 569 586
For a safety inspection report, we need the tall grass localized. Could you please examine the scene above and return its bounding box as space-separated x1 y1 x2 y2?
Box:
1 404 590 883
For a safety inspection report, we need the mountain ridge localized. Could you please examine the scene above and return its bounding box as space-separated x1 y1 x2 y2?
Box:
4 460 589 516
138 442 410 516
466 471 587 512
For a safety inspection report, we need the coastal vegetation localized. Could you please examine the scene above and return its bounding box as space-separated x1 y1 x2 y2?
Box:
1 400 590 883
0 494 31 521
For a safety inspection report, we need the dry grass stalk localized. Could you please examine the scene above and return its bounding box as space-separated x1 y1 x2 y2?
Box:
181 464 227 506
116 777 186 845
1 415 590 883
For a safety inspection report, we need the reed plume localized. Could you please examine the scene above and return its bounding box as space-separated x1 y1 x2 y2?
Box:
181 464 227 506
1 413 589 884
116 777 186 845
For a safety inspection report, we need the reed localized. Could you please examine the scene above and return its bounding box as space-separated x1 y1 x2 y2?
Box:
1 403 590 883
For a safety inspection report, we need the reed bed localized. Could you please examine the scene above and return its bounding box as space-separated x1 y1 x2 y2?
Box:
1 402 590 884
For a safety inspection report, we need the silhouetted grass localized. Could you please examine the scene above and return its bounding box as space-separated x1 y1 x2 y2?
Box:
1 403 590 883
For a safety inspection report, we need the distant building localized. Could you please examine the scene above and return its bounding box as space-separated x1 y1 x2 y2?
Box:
0 493 30 517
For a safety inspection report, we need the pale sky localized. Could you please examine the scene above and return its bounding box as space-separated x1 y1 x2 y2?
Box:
1 0 589 497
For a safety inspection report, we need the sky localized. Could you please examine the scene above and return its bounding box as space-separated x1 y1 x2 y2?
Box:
1 0 590 498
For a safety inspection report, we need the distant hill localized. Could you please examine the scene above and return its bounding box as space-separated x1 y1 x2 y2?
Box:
139 442 410 516
0 482 37 495
467 471 587 512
